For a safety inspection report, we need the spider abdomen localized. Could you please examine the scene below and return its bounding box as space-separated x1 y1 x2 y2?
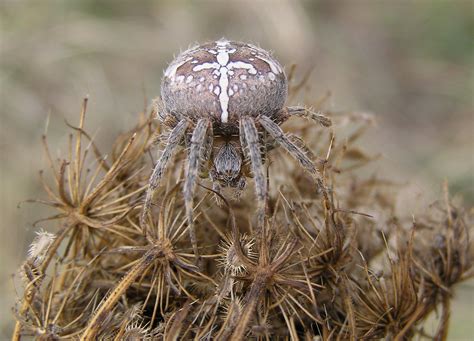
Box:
161 39 287 127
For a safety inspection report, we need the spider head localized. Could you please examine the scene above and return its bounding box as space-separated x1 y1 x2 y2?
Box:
211 142 246 191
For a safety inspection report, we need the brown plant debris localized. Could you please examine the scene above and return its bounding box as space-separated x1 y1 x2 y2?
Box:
13 91 473 340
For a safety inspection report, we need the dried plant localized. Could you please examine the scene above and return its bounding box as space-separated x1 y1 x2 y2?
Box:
12 78 472 340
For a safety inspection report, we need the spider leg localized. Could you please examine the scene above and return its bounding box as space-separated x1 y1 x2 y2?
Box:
184 118 211 260
240 116 267 230
284 106 332 127
259 115 325 189
140 119 188 227
209 170 224 206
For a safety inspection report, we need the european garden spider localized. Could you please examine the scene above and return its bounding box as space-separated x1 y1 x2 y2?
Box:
141 39 331 258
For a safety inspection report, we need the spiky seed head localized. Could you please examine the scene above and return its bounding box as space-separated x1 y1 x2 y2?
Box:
218 234 256 275
27 229 56 266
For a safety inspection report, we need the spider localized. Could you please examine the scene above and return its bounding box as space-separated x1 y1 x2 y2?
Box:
141 39 330 258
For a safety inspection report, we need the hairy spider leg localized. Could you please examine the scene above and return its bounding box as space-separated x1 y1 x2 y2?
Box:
282 106 332 127
184 118 212 261
141 119 189 227
259 115 325 190
240 116 267 230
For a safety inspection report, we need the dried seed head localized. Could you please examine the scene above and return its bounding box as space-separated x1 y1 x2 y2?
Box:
218 235 256 275
221 295 244 320
14 63 473 341
123 321 149 341
27 229 56 266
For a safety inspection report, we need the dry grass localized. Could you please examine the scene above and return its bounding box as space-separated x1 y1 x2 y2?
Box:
11 75 473 340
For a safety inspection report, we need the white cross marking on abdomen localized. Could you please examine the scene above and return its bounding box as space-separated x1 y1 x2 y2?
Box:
192 40 258 123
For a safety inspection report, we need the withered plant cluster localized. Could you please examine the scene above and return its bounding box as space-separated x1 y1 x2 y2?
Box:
13 74 473 340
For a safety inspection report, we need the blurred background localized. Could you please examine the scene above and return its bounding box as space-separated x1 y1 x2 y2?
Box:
1 0 472 337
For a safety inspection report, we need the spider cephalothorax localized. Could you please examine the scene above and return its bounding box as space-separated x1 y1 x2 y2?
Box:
141 39 331 258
